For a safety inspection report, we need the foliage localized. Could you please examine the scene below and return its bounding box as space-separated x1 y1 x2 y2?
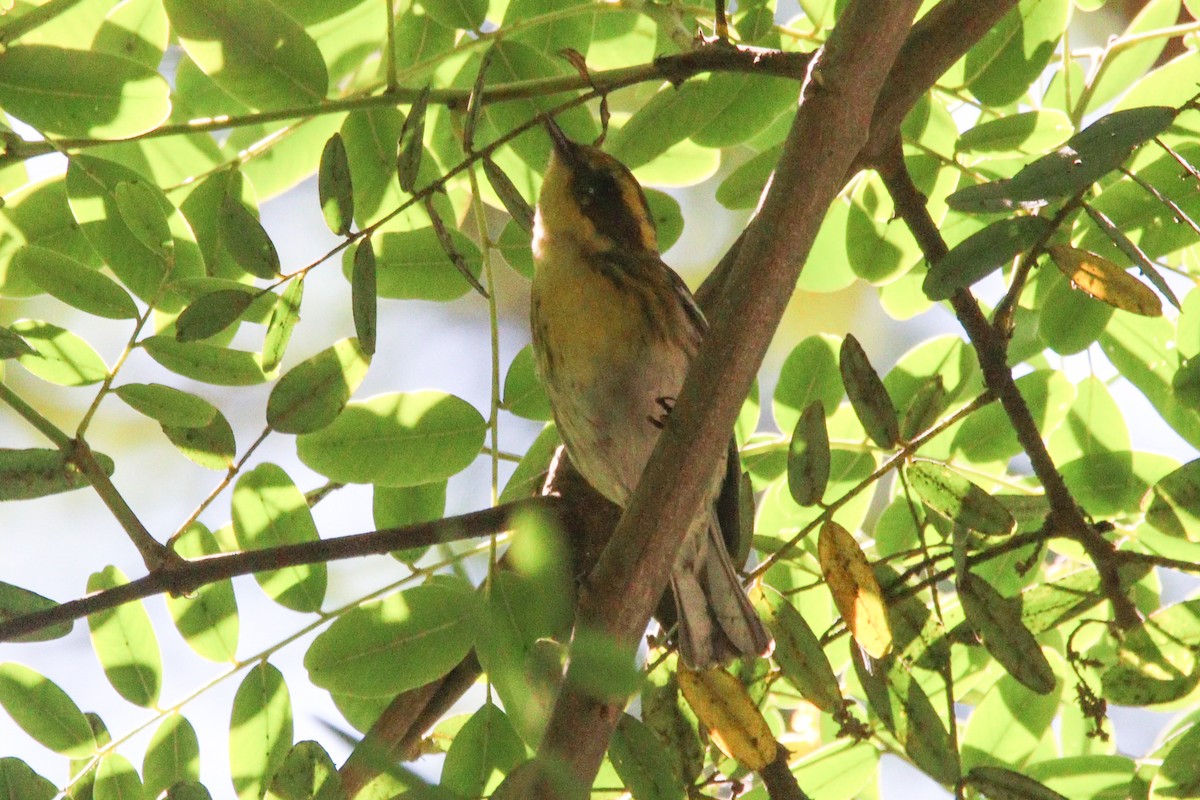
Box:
1 1 1200 799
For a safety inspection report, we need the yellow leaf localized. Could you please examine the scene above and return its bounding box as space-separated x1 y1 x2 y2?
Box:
818 520 892 659
1048 244 1162 317
677 666 777 771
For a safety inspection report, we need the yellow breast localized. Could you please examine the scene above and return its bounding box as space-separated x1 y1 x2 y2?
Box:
531 234 647 386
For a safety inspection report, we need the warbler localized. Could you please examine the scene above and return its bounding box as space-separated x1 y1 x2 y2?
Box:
529 118 772 668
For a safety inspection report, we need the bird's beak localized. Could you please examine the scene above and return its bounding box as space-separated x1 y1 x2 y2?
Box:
543 116 579 161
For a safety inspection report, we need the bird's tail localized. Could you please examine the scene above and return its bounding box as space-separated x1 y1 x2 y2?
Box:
670 517 773 669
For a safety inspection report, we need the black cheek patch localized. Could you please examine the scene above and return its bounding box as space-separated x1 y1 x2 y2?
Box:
574 171 648 251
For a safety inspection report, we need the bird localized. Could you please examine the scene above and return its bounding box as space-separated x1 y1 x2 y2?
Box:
528 117 772 669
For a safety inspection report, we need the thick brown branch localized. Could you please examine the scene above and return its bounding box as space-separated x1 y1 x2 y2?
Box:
516 2 923 797
876 141 1142 629
0 497 555 642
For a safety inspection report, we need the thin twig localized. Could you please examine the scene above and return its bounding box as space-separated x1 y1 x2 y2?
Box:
0 496 558 642
875 138 1141 629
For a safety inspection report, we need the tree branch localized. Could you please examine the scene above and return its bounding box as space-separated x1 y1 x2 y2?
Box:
857 0 1020 170
515 2 923 796
875 140 1142 630
0 497 555 642
699 0 1022 304
0 45 812 163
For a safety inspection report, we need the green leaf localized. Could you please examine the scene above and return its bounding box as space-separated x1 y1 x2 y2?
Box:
0 582 71 642
297 391 486 486
1151 720 1200 799
114 179 173 256
164 780 214 800
267 338 371 435
304 578 480 695
354 227 484 301
93 0 170 69
232 463 327 613
0 663 96 757
11 319 108 386
893 667 961 783
114 383 218 428
0 326 35 359
498 218 534 279
839 334 899 448
607 79 720 171
923 216 1053 300
269 740 341 800
608 713 687 800
899 375 949 441
951 106 1178 211
165 278 277 327
644 189 684 253
178 169 252 281
143 715 200 800
690 74 799 150
416 0 487 30
442 703 527 798
954 369 1074 463
340 107 407 226
773 334 843 435
791 740 879 800
1102 600 1200 706
162 411 237 470
502 344 551 421
751 586 843 714
164 0 328 110
0 447 114 501
229 663 292 800
906 460 1017 536
86 565 162 707
0 758 56 800
1037 269 1114 356
262 279 304 374
965 0 1070 106
66 155 204 308
20 246 138 320
0 44 170 138
717 144 781 210
498 424 560 503
352 238 377 356
142 336 267 386
373 481 446 563
166 523 240 662
959 573 1056 695
956 110 1074 160
218 193 280 279
93 754 142 800
1026 755 1135 799
318 132 354 236
392 5 457 82
0 175 98 298
966 766 1070 800
175 289 257 342
787 400 831 507
471 41 597 171
396 85 430 194
1082 0 1181 116
1101 314 1200 448
1144 458 1200 542
482 156 534 232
